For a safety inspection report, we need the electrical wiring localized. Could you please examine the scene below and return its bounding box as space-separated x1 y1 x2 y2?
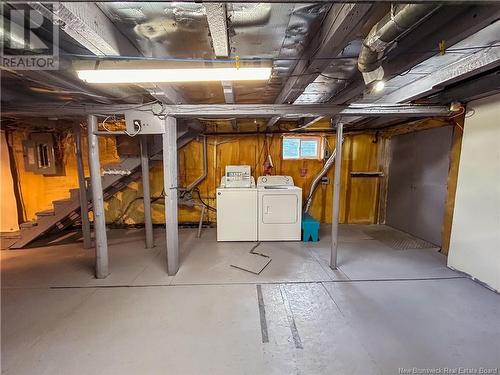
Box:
450 106 466 119
3 68 160 105
110 189 165 225
100 116 114 133
206 138 239 146
192 188 216 212
62 44 500 65
197 117 237 121
125 122 141 137
318 73 352 81
5 131 28 221
465 109 476 118
324 137 332 152
97 113 143 137
3 70 116 103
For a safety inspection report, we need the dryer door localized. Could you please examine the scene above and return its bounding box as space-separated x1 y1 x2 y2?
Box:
261 194 299 224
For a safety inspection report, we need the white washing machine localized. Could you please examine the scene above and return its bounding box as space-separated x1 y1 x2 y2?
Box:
257 176 302 241
216 166 257 241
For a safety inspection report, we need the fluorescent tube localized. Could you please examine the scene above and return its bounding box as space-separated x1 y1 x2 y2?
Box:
77 67 271 83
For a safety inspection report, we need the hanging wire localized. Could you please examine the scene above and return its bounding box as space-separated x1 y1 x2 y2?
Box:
61 44 500 64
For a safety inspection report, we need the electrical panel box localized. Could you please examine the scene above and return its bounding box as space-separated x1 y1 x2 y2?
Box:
124 110 165 135
22 133 63 175
221 165 253 188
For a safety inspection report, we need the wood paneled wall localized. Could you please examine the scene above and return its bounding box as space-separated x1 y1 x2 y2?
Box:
177 132 382 224
10 127 383 225
9 128 121 222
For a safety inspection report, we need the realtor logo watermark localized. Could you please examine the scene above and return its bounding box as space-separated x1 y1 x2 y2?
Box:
1 4 59 70
399 368 498 374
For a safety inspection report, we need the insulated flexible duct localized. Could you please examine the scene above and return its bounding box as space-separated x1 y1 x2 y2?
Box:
358 4 440 84
186 135 208 192
303 139 343 214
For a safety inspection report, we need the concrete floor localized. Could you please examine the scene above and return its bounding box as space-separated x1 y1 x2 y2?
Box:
1 225 499 374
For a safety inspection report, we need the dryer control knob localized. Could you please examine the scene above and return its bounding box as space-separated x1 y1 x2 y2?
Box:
262 177 267 183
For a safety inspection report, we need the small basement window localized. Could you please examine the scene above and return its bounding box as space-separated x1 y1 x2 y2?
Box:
282 136 323 160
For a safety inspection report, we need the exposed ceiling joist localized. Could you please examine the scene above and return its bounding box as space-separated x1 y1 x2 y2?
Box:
42 2 139 56
428 71 500 105
57 0 500 3
274 3 373 104
291 116 326 131
205 3 229 57
38 2 186 104
380 45 500 104
328 5 500 108
204 3 235 104
221 81 235 104
147 84 187 105
330 7 500 130
266 116 280 128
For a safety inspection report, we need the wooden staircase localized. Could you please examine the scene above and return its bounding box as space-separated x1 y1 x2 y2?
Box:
8 130 197 249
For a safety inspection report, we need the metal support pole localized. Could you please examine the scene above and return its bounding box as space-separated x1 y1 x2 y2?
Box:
163 116 179 275
87 115 109 279
197 204 206 239
140 136 154 249
73 123 92 249
330 122 343 270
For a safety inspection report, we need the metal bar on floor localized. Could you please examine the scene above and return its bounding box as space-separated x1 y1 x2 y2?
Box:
330 122 344 270
197 204 206 239
163 116 179 275
73 123 92 249
87 114 109 278
140 136 154 249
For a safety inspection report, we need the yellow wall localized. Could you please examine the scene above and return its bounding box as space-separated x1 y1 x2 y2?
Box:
10 127 382 225
10 127 120 222
1 131 20 232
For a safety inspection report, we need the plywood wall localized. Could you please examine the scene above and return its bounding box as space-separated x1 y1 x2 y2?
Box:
9 127 121 222
1 131 19 232
9 127 383 225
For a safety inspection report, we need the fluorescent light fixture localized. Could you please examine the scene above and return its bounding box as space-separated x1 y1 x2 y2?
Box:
76 67 272 84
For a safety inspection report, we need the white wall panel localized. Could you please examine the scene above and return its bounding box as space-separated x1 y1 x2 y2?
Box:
448 93 500 291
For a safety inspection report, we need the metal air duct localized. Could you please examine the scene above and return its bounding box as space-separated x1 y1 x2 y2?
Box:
358 4 440 84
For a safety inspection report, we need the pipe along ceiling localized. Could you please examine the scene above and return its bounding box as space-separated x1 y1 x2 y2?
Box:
1 2 499 128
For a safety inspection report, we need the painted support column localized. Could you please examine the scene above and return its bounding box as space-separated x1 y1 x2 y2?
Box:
140 136 154 249
330 122 343 270
163 116 179 275
87 115 109 278
73 123 92 249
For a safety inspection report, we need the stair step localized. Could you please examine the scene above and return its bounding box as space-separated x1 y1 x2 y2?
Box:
20 221 37 229
10 131 197 249
69 188 81 200
53 199 73 209
36 209 55 217
2 232 21 239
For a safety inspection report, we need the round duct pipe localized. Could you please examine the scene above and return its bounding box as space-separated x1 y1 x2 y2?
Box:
357 4 440 84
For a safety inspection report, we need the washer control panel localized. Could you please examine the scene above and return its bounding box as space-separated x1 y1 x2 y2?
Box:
221 165 254 188
257 175 294 187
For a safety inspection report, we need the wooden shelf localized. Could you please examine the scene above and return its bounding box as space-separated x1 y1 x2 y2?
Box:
350 171 384 177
